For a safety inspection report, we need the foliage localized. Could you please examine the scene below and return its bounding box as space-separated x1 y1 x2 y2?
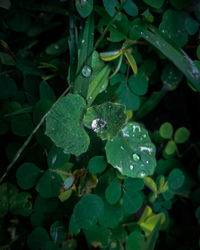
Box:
0 0 200 249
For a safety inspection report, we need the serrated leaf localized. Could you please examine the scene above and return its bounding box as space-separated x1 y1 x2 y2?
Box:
45 94 90 156
106 123 156 178
83 102 126 140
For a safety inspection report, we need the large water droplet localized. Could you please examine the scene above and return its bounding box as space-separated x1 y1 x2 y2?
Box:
82 65 92 78
132 153 140 162
138 170 146 178
91 118 107 133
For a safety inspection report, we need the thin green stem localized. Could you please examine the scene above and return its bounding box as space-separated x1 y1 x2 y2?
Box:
0 85 72 184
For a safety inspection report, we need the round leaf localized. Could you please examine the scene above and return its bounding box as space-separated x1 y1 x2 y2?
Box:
106 123 156 178
88 156 107 174
16 163 41 190
73 194 104 230
159 122 173 139
11 114 34 136
38 171 62 198
163 140 177 155
126 231 145 250
45 94 90 156
10 192 32 216
47 145 70 169
168 168 185 190
27 227 50 250
122 190 143 214
0 75 17 100
174 127 190 144
50 221 66 245
128 72 148 96
105 179 122 205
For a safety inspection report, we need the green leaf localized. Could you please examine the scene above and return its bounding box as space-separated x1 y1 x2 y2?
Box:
11 114 34 136
47 145 70 169
73 15 94 97
174 127 190 144
143 0 165 8
197 45 200 60
83 102 126 140
103 0 119 17
45 94 90 156
75 0 93 18
106 123 156 178
168 168 185 190
144 177 158 194
161 64 183 89
105 179 122 205
124 178 144 191
10 192 32 216
140 26 200 91
124 50 137 74
16 163 41 190
59 189 72 202
122 189 143 214
163 140 177 156
38 170 62 198
126 231 145 250
86 65 111 106
159 122 173 139
27 227 50 250
99 201 124 228
45 37 68 56
84 224 110 248
123 0 138 16
185 17 199 35
0 119 9 135
0 52 15 65
0 75 17 100
128 72 148 96
159 10 188 47
118 84 140 111
50 221 66 245
88 156 107 174
72 194 104 230
39 81 56 103
33 99 52 124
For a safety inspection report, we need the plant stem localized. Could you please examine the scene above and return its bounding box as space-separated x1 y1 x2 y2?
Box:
0 85 72 184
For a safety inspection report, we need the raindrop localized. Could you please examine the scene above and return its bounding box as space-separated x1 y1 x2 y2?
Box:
81 39 85 43
91 118 107 133
132 153 140 162
138 170 146 178
82 65 92 78
130 165 134 170
146 160 149 164
143 134 147 138
120 146 124 150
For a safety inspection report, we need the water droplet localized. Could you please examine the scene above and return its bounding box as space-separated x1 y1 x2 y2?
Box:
132 153 140 162
91 118 107 133
52 156 57 164
130 165 134 170
143 134 147 138
120 146 124 150
82 65 92 78
132 125 141 132
51 175 55 179
139 146 153 154
81 39 85 43
138 170 146 178
146 160 149 164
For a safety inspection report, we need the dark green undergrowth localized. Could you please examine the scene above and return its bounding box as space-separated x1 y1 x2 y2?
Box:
0 0 200 249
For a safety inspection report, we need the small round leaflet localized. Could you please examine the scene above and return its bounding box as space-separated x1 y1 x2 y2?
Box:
106 122 156 178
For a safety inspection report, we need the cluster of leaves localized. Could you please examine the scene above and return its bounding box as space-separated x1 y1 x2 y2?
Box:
0 0 200 249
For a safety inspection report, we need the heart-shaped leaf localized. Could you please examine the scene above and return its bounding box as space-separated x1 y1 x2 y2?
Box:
106 123 156 178
45 94 90 156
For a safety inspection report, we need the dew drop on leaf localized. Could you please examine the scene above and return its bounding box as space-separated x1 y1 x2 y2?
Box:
91 118 107 133
82 65 92 77
132 153 140 162
138 170 146 178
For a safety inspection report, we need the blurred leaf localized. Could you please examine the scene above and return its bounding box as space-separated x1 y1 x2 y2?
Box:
0 0 11 9
45 94 90 156
0 75 17 100
128 72 148 96
75 0 93 18
106 123 156 178
174 127 190 144
16 163 41 190
163 140 177 156
168 168 185 190
126 230 145 250
39 81 56 103
10 192 32 216
123 0 138 17
38 171 62 198
159 122 173 139
88 156 107 174
185 17 199 35
11 114 34 136
45 37 68 56
27 227 50 250
50 221 66 245
105 179 122 205
83 102 126 140
143 0 165 8
33 99 52 124
144 177 157 194
47 145 70 169
103 0 119 17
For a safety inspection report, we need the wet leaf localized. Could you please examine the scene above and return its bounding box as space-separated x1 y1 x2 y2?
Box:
83 102 126 140
106 122 156 178
45 94 90 156
50 221 66 245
